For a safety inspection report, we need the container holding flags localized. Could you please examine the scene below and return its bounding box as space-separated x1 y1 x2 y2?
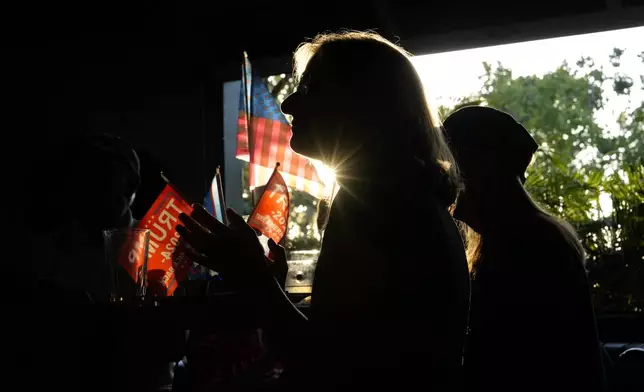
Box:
103 227 150 300
236 52 333 199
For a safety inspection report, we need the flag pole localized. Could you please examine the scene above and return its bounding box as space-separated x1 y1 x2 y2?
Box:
250 184 256 209
241 51 256 208
215 166 228 225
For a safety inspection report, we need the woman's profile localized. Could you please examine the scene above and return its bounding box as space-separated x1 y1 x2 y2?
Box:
178 31 470 391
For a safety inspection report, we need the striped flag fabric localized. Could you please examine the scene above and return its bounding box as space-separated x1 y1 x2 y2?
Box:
236 52 331 199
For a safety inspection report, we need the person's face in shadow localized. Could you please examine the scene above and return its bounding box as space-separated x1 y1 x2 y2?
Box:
106 161 136 222
453 149 500 228
281 56 360 164
88 159 136 230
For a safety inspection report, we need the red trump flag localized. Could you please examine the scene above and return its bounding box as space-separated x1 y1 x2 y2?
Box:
137 183 193 295
247 164 290 244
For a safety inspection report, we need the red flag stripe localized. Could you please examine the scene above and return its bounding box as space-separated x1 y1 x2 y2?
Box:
252 117 262 164
236 111 249 159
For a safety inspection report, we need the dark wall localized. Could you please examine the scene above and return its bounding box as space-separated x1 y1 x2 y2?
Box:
18 58 215 218
11 2 219 216
85 90 211 215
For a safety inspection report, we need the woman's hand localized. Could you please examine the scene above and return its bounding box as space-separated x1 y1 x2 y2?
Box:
177 205 270 292
267 238 288 289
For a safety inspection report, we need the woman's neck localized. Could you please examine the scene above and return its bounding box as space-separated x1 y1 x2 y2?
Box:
336 145 418 184
335 161 405 206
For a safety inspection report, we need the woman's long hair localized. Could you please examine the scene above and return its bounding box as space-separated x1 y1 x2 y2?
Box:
462 185 586 274
292 31 462 207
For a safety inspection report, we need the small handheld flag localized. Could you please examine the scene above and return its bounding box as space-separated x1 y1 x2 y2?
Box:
247 163 290 244
136 175 194 296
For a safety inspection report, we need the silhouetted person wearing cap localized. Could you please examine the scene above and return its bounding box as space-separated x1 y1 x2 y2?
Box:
25 134 141 391
30 133 141 302
443 106 605 391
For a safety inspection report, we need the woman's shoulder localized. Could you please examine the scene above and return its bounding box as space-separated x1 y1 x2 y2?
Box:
525 214 584 258
324 187 464 258
501 213 586 280
393 190 463 245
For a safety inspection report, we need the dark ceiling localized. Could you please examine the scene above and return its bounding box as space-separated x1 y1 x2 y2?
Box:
7 1 644 125
16 1 644 68
4 0 642 203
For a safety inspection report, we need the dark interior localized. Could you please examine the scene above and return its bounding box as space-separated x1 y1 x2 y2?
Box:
7 1 643 389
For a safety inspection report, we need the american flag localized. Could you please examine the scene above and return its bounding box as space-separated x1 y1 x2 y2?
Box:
236 52 330 198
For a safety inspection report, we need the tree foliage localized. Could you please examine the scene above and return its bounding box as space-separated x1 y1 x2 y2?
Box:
441 48 643 313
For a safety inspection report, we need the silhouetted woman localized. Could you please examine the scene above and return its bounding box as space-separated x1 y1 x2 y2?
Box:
443 106 606 391
178 31 470 390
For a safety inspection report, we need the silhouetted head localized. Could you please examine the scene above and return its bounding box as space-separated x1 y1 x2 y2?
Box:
71 134 141 230
281 31 460 206
443 106 538 227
